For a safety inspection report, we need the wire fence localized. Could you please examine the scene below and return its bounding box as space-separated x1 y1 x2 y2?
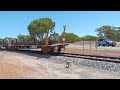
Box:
74 41 120 51
73 41 98 51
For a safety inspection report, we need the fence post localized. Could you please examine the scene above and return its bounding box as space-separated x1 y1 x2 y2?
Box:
2 39 4 45
95 40 98 50
90 41 91 51
83 41 84 52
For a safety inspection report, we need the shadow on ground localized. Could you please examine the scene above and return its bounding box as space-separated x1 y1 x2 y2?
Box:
0 49 53 59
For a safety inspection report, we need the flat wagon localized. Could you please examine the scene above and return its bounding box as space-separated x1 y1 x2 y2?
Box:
0 25 68 53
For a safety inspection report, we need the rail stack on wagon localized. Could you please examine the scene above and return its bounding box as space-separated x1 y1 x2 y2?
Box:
0 25 68 53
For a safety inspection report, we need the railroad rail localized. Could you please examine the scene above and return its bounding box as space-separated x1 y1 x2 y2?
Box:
1 49 120 64
58 53 120 63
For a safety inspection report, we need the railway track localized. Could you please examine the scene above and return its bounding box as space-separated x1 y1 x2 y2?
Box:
1 49 120 64
58 53 120 63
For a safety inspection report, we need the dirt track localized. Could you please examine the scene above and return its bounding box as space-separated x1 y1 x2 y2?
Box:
0 50 120 79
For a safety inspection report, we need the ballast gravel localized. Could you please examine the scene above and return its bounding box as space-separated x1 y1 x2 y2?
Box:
1 50 120 79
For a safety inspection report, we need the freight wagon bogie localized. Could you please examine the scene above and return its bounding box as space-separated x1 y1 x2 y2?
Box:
41 45 62 53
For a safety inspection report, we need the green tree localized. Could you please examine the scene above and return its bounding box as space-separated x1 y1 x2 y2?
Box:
25 35 31 41
17 34 26 42
17 34 31 42
62 32 80 43
3 37 13 41
95 25 117 40
3 37 14 45
28 19 39 43
95 25 120 41
49 31 60 42
0 38 3 45
0 38 2 41
82 35 97 41
28 17 55 45
114 28 120 41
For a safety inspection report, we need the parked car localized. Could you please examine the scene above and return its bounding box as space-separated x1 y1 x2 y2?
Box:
98 39 116 47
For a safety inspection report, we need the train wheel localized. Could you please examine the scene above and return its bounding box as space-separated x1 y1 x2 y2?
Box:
41 47 51 53
41 47 45 53
52 46 61 53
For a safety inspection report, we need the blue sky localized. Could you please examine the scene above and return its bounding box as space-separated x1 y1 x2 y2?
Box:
0 11 120 38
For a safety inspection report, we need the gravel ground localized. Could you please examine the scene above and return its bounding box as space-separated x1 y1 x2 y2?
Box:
0 50 120 79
